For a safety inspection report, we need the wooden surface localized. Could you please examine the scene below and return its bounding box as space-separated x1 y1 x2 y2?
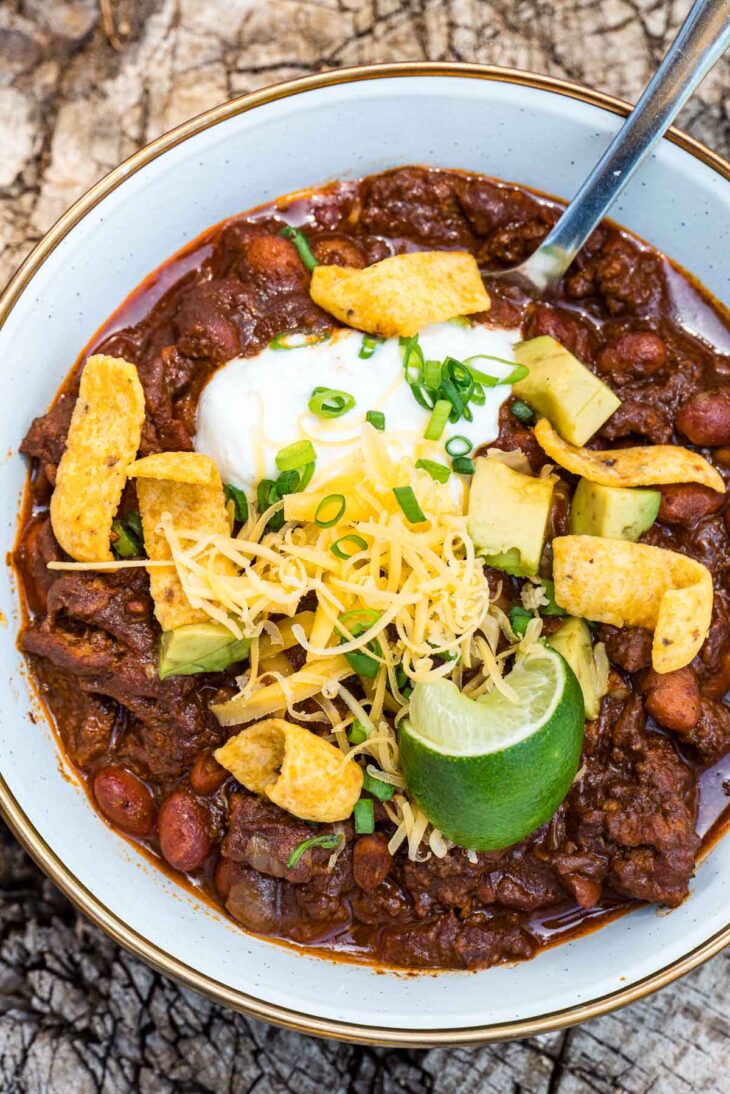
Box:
1 1 729 1090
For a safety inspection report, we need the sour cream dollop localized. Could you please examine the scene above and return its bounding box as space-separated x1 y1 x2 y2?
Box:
194 322 521 491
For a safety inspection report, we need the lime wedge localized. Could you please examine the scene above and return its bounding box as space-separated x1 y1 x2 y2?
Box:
399 647 584 851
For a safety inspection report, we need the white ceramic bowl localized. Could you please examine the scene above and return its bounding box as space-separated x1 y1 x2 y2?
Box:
1 64 729 1045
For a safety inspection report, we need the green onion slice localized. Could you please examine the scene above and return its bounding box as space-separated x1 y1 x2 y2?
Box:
424 399 452 441
445 435 472 457
400 334 425 384
464 355 529 387
415 458 451 484
362 770 395 802
359 334 384 360
510 399 535 424
276 439 317 472
278 225 319 272
452 456 475 475
269 330 331 350
286 833 343 869
365 410 385 431
539 578 568 617
314 493 346 527
337 608 383 679
423 359 442 390
111 513 143 559
224 484 249 524
331 534 368 560
274 469 300 496
409 384 438 411
353 798 375 834
308 387 356 419
508 606 533 637
348 719 370 746
299 462 315 491
393 485 427 524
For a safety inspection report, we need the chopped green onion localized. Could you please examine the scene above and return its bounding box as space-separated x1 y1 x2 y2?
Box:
286 833 343 869
331 533 368 560
400 334 425 384
443 357 475 395
308 387 356 419
298 462 315 491
269 330 331 350
348 719 370 746
452 456 475 475
257 478 278 511
276 439 316 472
365 410 385 431
314 494 346 528
409 384 438 411
279 226 319 272
510 399 535 424
359 334 385 360
415 458 451 484
471 382 486 406
439 376 466 422
224 484 249 524
424 359 443 390
509 606 533 637
274 469 300 496
338 609 382 679
393 663 413 699
424 399 452 440
353 798 375 834
445 435 472 457
539 578 568 617
111 512 143 559
393 485 426 524
362 770 395 801
464 355 529 387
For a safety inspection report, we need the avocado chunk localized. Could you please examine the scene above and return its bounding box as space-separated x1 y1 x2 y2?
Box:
547 617 605 719
512 336 621 446
570 478 661 541
159 622 251 679
467 457 554 577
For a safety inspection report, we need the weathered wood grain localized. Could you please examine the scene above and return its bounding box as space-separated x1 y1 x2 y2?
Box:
1 2 728 1091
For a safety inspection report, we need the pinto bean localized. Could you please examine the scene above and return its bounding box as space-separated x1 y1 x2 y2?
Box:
158 790 212 872
596 331 667 378
189 749 228 795
658 483 725 525
242 234 308 287
93 766 157 837
312 238 366 268
352 832 393 893
640 667 701 733
676 389 730 447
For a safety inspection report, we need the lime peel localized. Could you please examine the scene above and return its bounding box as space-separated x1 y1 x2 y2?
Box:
399 647 584 851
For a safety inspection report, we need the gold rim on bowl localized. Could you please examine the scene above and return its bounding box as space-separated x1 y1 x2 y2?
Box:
1 61 729 1047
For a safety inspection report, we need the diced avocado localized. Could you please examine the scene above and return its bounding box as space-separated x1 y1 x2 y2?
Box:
159 622 251 679
570 478 661 541
513 336 621 446
547 617 603 719
467 458 554 577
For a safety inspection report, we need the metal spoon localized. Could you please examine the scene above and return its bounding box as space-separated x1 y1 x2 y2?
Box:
499 0 730 295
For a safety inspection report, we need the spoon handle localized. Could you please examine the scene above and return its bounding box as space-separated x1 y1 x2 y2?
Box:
522 0 730 290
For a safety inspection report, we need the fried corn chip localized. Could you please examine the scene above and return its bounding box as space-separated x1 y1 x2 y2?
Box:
135 453 234 631
128 451 217 485
50 355 145 561
535 418 725 493
211 654 352 726
215 717 363 823
552 535 713 673
309 251 490 337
